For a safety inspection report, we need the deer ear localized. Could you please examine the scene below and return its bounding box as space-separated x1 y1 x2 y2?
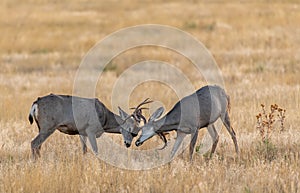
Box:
118 107 129 120
149 107 164 122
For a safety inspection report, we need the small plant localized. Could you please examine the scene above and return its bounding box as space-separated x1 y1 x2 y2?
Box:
255 139 278 161
255 104 286 161
256 104 286 142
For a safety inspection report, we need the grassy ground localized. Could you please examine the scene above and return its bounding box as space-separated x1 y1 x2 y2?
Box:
0 0 300 192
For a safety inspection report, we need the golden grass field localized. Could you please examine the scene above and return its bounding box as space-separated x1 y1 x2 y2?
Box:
1 0 300 192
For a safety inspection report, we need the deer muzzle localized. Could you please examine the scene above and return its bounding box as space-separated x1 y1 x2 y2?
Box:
135 139 143 146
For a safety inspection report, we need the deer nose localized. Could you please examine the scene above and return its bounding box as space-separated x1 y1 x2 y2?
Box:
135 140 142 147
124 141 131 148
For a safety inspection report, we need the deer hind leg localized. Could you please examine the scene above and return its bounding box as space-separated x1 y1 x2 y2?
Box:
221 112 239 154
189 128 199 161
31 128 55 159
207 124 219 157
79 135 88 154
170 130 187 159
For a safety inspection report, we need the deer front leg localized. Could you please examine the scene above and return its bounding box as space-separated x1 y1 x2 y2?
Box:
86 129 103 155
170 130 187 159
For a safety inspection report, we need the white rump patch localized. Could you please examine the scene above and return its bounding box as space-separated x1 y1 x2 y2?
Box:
30 103 38 119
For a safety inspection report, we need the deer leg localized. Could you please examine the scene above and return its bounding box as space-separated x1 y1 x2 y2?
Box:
31 129 55 159
207 124 219 157
221 112 239 154
86 130 101 155
189 128 199 161
79 135 88 154
170 130 187 159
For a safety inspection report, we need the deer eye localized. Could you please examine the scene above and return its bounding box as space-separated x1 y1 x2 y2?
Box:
132 133 137 137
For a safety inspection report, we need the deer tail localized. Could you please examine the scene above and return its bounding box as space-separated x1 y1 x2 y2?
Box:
29 102 38 124
226 94 231 113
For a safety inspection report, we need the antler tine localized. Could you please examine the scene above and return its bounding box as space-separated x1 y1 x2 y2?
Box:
130 107 149 110
131 98 153 114
139 114 147 125
157 132 168 150
135 98 153 110
130 98 153 124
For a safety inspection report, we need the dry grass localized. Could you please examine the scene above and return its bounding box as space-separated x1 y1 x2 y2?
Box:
1 0 300 192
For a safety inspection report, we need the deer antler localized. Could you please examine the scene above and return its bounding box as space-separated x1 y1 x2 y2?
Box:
130 98 153 124
157 132 168 150
131 98 168 149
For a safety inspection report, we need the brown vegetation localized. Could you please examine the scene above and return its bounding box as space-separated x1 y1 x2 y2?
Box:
0 0 299 192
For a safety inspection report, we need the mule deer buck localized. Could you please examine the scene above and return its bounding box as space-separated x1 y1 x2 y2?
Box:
135 85 239 161
29 94 152 159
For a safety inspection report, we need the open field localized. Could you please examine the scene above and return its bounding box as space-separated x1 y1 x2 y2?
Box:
0 0 300 192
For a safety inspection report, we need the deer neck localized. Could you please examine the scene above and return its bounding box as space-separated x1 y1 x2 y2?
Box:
154 115 180 132
103 112 123 134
